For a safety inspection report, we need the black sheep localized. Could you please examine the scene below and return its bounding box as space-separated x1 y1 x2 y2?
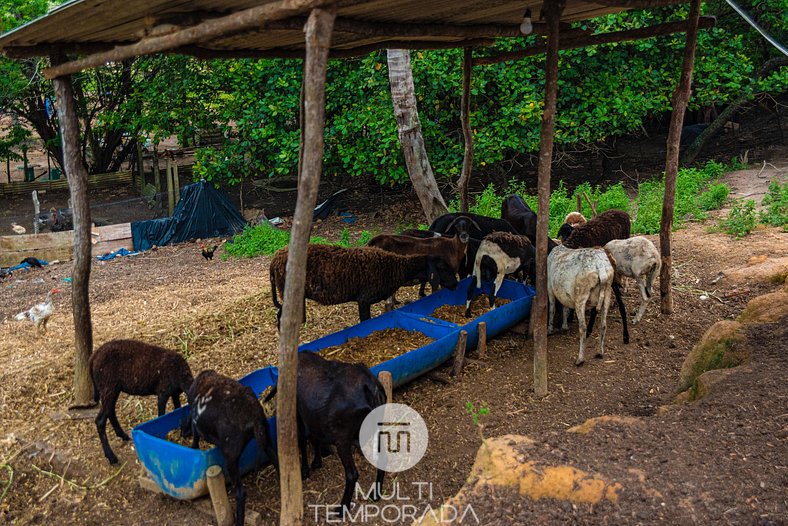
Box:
270 245 458 325
501 195 560 253
266 351 387 516
89 339 194 464
562 209 631 249
185 370 278 526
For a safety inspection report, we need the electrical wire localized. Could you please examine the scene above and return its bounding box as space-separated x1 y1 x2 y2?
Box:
724 0 788 56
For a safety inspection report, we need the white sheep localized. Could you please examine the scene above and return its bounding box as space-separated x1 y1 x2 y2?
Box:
547 244 617 366
604 236 660 324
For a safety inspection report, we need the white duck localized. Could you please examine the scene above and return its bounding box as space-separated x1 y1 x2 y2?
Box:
11 223 26 235
15 288 61 336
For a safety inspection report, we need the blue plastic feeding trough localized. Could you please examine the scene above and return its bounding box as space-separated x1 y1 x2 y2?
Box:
132 277 535 499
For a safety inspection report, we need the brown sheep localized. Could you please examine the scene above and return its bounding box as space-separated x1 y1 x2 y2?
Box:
562 209 631 249
270 244 458 324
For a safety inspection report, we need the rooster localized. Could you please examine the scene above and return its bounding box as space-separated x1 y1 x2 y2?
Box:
15 288 60 336
200 243 219 261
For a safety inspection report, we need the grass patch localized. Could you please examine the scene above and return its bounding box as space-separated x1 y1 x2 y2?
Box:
760 179 788 229
223 223 373 259
720 199 757 239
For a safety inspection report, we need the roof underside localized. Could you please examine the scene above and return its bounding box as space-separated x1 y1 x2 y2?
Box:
0 0 655 57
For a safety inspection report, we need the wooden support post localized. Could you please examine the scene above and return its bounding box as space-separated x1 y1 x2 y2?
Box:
457 47 474 213
477 321 487 359
451 330 468 377
52 64 94 406
378 371 393 403
276 7 336 526
135 141 144 191
660 0 701 315
32 190 40 234
206 465 234 526
576 194 582 213
173 162 181 202
166 156 174 215
152 146 161 196
533 1 565 398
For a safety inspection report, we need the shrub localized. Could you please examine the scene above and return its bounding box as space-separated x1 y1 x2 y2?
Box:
698 183 730 211
720 199 757 238
760 179 788 229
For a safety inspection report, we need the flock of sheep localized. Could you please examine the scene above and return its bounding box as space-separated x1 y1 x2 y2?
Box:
86 194 660 525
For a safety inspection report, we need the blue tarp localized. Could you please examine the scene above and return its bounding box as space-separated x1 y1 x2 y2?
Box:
96 248 140 261
131 181 247 251
8 259 48 271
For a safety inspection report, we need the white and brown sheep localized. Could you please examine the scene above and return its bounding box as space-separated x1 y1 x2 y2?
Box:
604 236 661 324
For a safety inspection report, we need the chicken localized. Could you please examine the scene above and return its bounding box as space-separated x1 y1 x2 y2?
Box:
11 223 26 235
200 243 218 261
15 288 61 336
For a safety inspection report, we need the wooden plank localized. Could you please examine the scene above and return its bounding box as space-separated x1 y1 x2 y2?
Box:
0 246 73 267
0 230 74 251
93 223 132 242
93 239 134 256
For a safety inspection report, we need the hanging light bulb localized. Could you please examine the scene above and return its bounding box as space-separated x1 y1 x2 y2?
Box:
519 8 533 35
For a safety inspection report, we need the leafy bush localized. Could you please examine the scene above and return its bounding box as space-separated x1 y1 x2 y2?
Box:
698 183 730 211
720 199 757 238
760 179 788 229
224 224 372 258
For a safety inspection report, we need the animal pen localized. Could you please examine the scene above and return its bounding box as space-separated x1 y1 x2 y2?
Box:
0 0 711 523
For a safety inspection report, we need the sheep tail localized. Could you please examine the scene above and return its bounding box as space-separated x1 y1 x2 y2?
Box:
270 270 282 310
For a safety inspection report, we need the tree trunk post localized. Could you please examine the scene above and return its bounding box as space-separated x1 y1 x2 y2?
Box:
135 140 144 191
166 156 175 215
659 0 701 315
277 7 336 526
52 67 94 407
32 190 40 234
152 145 161 196
173 161 180 202
206 465 234 526
377 371 393 404
387 49 449 224
458 47 474 213
533 1 564 398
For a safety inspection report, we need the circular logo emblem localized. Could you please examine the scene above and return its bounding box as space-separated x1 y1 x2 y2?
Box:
359 403 429 473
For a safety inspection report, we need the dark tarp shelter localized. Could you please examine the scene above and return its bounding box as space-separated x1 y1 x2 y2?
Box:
131 180 246 251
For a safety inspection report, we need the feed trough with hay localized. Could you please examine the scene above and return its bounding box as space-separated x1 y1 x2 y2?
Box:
132 277 534 499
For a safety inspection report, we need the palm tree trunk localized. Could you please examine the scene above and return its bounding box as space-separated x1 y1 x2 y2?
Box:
387 49 448 224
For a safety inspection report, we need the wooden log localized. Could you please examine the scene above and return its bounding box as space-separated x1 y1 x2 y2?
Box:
52 63 94 407
135 141 144 191
166 157 174 215
173 162 181 202
42 0 334 79
378 371 393 404
660 0 702 315
206 465 234 526
276 7 336 526
152 146 161 196
533 1 565 398
450 330 468 377
477 321 487 359
457 47 473 213
32 190 40 234
474 17 715 66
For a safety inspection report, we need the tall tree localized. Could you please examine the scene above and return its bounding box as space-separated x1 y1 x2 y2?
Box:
387 49 448 223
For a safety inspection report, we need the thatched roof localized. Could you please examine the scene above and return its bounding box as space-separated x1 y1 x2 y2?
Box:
0 0 685 61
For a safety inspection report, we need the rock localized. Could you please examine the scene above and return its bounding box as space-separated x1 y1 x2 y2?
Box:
567 415 641 434
678 320 747 392
721 256 788 285
738 290 788 324
691 366 749 400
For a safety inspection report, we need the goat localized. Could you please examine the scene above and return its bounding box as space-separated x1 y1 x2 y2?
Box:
547 245 629 366
265 351 386 516
604 236 661 323
465 232 535 317
185 370 278 526
270 244 458 324
560 209 631 248
89 339 194 464
500 195 561 253
367 233 467 297
429 212 517 277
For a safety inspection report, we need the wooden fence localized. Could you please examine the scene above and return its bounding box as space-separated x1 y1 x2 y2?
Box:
0 170 133 197
0 222 133 267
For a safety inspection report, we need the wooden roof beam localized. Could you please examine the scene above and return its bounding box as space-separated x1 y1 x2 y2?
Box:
590 0 689 7
42 0 336 79
474 15 715 65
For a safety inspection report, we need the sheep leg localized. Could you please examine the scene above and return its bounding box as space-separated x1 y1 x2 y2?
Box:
491 274 505 308
108 406 130 442
633 279 649 324
358 303 372 322
372 466 385 502
333 442 359 518
171 393 182 410
96 391 120 464
596 287 612 359
223 451 246 526
562 302 571 333
156 394 169 417
418 281 427 297
297 415 310 479
586 308 597 337
611 281 630 344
310 438 324 471
547 289 556 335
465 279 477 318
575 299 589 366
